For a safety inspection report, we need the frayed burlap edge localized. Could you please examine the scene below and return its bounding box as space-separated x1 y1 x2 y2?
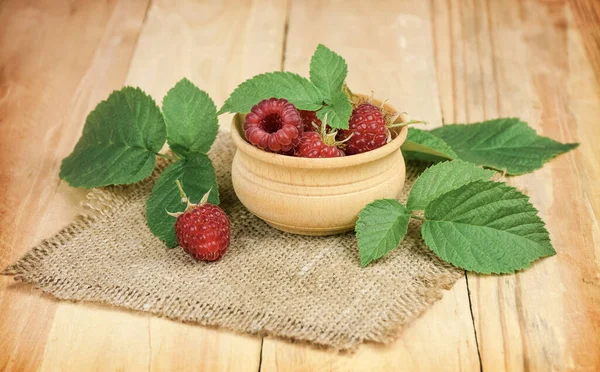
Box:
3 243 460 352
2 152 463 352
2 217 461 351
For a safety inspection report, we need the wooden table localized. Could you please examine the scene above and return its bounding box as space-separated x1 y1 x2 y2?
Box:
1 0 599 370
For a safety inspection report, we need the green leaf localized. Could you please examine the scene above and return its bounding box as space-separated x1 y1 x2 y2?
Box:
60 87 166 188
316 90 352 129
430 118 579 175
146 152 219 247
309 44 348 102
218 72 323 114
401 128 458 163
421 180 556 274
407 160 496 211
162 78 218 157
356 199 411 267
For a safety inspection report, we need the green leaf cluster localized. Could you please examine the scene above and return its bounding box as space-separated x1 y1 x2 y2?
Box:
60 78 220 247
356 160 557 273
401 118 578 175
219 44 352 129
59 44 577 274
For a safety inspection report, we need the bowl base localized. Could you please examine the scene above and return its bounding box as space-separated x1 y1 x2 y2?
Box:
264 221 355 236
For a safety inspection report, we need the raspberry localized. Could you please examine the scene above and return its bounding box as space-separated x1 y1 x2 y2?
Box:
294 116 347 158
299 110 322 132
168 181 231 262
244 98 303 153
175 204 230 261
338 103 388 155
295 132 345 158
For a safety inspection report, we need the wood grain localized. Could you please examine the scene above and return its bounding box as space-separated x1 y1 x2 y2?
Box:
0 1 150 370
261 278 480 372
432 0 600 370
569 0 600 82
1 0 599 370
30 0 289 371
260 0 480 369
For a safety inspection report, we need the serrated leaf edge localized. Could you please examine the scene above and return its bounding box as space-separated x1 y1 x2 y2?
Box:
356 199 410 267
309 44 349 101
421 180 556 274
59 86 166 188
406 160 496 211
162 77 218 156
430 118 579 175
217 71 324 115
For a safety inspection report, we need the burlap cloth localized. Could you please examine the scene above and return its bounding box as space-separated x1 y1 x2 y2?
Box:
2 132 462 351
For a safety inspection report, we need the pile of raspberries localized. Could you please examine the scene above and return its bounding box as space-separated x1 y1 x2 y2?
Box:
243 98 391 158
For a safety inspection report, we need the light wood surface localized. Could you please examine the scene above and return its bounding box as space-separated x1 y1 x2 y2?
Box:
0 0 598 371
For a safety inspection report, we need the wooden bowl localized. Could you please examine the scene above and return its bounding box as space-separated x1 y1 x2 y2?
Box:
230 95 408 236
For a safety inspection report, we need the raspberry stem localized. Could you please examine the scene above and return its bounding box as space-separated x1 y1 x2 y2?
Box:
175 179 188 204
319 113 329 138
410 215 425 221
317 113 353 147
167 180 203 218
334 132 353 146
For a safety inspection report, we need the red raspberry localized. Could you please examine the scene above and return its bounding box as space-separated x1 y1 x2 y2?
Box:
294 117 346 158
175 204 230 261
169 182 231 262
244 98 303 153
295 132 345 158
299 110 322 132
339 103 388 155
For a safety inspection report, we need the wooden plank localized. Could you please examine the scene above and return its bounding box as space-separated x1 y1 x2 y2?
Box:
123 0 291 132
261 279 479 372
0 1 151 371
260 0 481 370
36 0 289 370
569 0 600 81
3 1 597 371
432 0 600 370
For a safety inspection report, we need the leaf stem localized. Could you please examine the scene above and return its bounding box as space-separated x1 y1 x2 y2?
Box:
410 214 425 221
175 179 188 203
156 153 179 161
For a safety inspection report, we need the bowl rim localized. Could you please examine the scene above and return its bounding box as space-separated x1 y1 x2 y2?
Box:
230 94 409 169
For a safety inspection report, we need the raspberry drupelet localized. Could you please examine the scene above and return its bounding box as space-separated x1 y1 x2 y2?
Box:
338 103 388 155
168 180 231 262
244 98 303 153
339 100 427 155
299 110 322 132
175 203 230 261
294 114 349 158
